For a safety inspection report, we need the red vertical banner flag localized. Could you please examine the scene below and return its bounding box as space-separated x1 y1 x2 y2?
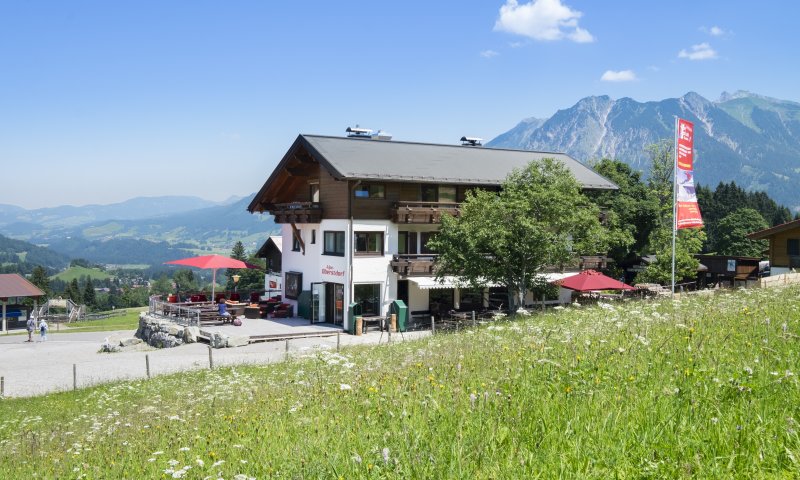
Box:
675 118 704 229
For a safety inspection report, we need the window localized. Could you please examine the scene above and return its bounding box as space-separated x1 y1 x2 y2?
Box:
354 231 383 255
459 288 485 311
311 229 316 244
789 239 800 256
439 186 457 203
421 185 437 202
420 232 437 254
323 231 345 256
354 283 381 316
354 183 385 199
292 233 301 252
398 231 418 255
309 183 320 202
429 288 454 315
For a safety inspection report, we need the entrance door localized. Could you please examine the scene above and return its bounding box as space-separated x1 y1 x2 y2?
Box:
325 283 344 325
311 283 326 323
397 280 409 305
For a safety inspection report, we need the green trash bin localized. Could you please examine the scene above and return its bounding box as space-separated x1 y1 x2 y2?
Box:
390 300 408 332
348 302 362 335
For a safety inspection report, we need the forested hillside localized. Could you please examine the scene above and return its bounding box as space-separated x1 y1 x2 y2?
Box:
0 234 70 274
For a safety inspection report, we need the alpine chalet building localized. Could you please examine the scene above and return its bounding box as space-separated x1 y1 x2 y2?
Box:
248 130 616 331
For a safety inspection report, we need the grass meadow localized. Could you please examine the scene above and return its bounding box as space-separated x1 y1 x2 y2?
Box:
63 308 145 333
1 286 799 478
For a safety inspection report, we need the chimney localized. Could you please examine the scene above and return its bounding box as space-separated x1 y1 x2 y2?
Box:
346 126 373 138
460 136 483 147
371 130 392 141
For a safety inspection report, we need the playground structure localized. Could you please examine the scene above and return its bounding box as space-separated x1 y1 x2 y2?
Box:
37 297 87 323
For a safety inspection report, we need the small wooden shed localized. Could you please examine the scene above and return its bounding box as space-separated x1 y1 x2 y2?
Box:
0 274 45 333
747 218 800 275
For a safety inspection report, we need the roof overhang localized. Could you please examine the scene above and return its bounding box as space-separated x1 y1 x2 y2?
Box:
0 274 45 299
747 218 800 240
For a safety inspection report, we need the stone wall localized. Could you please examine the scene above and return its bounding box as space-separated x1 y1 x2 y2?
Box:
136 313 250 349
136 313 199 348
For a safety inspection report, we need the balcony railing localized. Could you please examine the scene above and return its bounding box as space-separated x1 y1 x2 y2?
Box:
391 254 438 276
391 201 460 224
269 202 323 224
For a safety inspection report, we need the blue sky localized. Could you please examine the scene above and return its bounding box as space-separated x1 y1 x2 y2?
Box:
1 0 797 209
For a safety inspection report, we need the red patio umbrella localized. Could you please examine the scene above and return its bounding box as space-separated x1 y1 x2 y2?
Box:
164 254 261 300
557 269 635 292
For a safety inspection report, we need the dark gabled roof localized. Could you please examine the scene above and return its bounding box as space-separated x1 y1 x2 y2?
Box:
747 218 800 240
255 236 282 258
0 274 45 299
248 134 617 212
301 135 617 188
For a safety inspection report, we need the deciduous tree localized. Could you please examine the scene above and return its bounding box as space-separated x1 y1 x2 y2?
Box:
429 158 608 313
714 208 768 257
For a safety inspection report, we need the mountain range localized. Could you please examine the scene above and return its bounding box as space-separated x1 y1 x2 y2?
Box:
488 90 800 211
0 194 276 268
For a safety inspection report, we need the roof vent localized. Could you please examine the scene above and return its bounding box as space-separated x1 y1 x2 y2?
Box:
460 136 483 147
346 126 373 138
371 130 392 141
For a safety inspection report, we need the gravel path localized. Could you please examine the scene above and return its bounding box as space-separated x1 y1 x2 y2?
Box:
0 328 429 398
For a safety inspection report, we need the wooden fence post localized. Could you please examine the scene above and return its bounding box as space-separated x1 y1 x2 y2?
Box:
285 339 290 361
73 364 77 391
146 354 151 379
431 315 435 335
337 332 341 352
208 345 214 370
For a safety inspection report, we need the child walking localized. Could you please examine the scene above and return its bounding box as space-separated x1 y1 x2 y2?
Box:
39 318 48 342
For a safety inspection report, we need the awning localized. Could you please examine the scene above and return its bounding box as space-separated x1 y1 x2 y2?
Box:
407 276 505 290
408 276 461 290
541 272 578 283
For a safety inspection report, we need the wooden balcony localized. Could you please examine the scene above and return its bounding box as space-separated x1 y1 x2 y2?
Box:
269 202 323 224
391 254 437 276
391 201 460 224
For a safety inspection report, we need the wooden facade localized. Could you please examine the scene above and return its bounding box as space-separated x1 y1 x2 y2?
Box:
747 219 800 269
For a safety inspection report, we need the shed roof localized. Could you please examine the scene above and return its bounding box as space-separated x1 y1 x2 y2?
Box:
300 135 617 189
0 274 45 299
747 218 800 240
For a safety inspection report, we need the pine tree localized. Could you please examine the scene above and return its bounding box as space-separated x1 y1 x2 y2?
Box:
30 266 50 297
83 278 96 309
68 278 83 304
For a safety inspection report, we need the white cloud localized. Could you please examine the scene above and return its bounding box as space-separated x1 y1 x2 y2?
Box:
700 25 726 36
600 70 638 82
480 49 499 58
678 43 717 60
494 0 595 43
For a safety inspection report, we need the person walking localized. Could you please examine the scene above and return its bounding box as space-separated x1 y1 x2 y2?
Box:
39 318 48 342
26 314 36 342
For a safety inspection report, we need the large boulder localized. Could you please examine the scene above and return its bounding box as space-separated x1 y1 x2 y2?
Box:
120 337 142 347
183 326 200 343
227 335 249 348
210 332 228 349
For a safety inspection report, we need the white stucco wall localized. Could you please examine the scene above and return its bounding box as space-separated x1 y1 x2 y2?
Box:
280 220 350 315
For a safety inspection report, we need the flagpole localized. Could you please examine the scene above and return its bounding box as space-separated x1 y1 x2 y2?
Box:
671 117 678 296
